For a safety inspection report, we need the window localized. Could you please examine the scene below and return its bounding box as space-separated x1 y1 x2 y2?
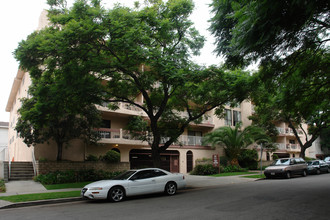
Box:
188 131 202 145
225 109 241 126
233 110 241 126
225 109 232 126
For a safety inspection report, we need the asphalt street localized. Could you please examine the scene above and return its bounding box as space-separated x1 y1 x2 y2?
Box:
1 174 329 220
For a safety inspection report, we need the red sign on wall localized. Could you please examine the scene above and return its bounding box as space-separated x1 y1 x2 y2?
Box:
212 154 219 167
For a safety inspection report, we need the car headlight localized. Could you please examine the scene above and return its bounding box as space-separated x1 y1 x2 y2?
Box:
89 187 103 190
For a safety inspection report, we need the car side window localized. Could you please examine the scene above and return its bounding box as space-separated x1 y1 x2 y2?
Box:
314 161 319 165
153 170 167 177
130 170 155 180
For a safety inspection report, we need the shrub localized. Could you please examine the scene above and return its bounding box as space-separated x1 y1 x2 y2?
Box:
34 169 123 185
101 150 120 163
223 165 247 173
85 154 99 161
272 154 279 160
0 179 6 193
238 149 258 170
220 156 229 167
190 164 218 175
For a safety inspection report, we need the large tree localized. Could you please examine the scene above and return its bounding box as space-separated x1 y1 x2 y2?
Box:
15 0 252 166
209 0 329 157
15 61 103 161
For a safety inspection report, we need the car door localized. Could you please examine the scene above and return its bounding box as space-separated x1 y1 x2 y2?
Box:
319 160 327 172
151 169 168 193
127 170 157 196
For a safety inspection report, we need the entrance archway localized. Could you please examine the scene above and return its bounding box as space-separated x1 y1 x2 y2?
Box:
186 151 193 173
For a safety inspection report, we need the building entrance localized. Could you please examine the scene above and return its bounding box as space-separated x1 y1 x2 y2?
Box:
129 149 180 173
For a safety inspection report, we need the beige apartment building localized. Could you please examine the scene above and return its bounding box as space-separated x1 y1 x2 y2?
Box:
5 10 317 174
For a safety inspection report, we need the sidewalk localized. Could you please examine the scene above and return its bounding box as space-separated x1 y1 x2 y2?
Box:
0 174 260 209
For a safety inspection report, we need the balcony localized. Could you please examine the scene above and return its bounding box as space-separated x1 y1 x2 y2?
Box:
97 128 146 146
274 143 300 152
276 127 304 136
97 129 209 147
97 102 145 117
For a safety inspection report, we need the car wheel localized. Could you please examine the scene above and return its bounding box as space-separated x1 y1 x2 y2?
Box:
316 169 321 175
285 171 291 179
327 168 330 173
108 186 125 202
302 170 307 177
165 182 177 195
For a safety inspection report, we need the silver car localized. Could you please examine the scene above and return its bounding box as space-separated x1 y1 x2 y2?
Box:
264 158 308 179
307 160 330 174
81 168 186 202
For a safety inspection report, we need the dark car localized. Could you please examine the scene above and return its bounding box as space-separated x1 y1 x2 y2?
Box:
264 158 308 179
307 160 330 174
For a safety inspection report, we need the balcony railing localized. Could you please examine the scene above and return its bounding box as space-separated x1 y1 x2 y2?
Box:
276 127 304 136
274 143 300 152
97 129 206 147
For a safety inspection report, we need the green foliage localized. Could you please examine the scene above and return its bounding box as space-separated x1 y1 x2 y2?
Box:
223 165 247 173
203 124 271 164
0 179 5 193
101 150 120 163
15 0 253 167
272 154 279 160
210 0 329 158
304 157 316 161
219 156 229 167
34 169 123 185
320 127 330 150
0 191 80 203
85 154 99 161
190 164 219 175
238 149 258 170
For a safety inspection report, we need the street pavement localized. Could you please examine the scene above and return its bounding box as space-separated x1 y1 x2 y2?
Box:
0 173 259 209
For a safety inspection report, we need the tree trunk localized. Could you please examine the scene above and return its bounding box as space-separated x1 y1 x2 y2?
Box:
151 145 161 168
57 142 63 161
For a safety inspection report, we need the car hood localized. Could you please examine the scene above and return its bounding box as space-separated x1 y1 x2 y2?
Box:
84 180 128 189
265 166 287 170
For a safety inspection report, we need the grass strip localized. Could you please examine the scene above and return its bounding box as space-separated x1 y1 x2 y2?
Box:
44 182 91 190
0 191 80 203
241 174 265 179
210 172 258 177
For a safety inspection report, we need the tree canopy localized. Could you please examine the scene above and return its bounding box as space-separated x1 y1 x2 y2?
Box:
210 0 329 157
13 0 253 166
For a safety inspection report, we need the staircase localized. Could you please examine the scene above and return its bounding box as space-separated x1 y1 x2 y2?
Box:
10 162 35 181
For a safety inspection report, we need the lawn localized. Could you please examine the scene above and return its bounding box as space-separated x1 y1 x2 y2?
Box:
241 174 265 179
43 182 92 190
0 191 81 203
209 172 258 177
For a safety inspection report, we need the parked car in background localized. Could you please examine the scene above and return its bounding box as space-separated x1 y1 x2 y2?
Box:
81 168 186 202
324 157 330 165
307 160 330 174
264 158 308 179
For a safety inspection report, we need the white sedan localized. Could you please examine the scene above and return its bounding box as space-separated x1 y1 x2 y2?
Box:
81 168 186 202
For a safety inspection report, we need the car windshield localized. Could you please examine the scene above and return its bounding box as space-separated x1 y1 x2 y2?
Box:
307 162 312 165
272 159 290 166
112 171 136 180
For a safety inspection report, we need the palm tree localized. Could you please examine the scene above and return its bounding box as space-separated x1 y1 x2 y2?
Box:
203 123 271 165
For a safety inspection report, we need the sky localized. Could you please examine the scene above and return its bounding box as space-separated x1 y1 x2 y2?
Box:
0 0 220 122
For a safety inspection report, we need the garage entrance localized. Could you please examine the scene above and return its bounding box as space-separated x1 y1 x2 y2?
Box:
129 149 180 173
